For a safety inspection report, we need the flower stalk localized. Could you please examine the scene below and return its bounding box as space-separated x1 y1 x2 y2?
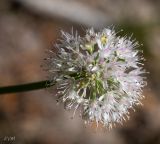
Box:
0 80 52 94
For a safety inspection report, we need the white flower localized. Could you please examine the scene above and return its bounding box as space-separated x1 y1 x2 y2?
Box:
44 27 146 129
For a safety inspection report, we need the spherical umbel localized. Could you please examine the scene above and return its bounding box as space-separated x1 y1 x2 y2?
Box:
44 27 147 129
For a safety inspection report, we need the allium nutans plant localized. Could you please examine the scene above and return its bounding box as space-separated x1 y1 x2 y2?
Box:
44 27 147 129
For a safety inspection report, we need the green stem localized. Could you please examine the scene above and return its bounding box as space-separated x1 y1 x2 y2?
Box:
0 80 52 95
0 72 88 95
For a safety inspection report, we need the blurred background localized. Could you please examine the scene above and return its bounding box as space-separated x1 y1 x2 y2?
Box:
0 0 160 144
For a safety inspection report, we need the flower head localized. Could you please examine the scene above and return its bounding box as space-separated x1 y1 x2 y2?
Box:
45 27 146 129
